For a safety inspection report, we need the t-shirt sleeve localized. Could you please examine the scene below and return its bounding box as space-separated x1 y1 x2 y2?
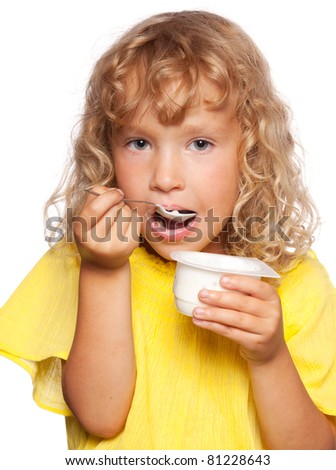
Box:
0 243 80 415
278 251 336 416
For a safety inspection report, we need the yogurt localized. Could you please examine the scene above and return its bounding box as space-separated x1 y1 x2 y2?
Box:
170 251 280 316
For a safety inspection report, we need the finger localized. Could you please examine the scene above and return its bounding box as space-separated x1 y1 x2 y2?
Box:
88 201 126 241
192 314 261 344
79 187 124 229
83 185 122 205
73 201 124 243
193 306 263 334
198 289 264 317
109 205 137 242
219 274 278 302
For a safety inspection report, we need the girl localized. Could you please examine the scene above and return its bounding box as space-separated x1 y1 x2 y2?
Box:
0 10 335 450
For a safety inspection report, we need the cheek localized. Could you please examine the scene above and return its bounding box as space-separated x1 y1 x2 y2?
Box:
112 148 130 186
207 162 239 206
114 160 134 192
113 150 150 195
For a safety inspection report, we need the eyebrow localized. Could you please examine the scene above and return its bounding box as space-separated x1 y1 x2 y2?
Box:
180 124 227 134
115 123 228 137
116 126 144 135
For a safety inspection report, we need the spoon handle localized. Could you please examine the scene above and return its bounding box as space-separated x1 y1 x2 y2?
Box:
84 189 156 206
123 198 156 206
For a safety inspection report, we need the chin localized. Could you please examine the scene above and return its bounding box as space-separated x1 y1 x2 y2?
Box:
142 238 218 261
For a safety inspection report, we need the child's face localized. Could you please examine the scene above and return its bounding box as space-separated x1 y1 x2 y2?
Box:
111 85 241 260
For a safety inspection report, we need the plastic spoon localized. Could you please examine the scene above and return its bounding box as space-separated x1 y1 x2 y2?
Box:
84 189 196 221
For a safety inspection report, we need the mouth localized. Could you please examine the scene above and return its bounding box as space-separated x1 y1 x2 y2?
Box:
148 207 198 241
155 205 196 220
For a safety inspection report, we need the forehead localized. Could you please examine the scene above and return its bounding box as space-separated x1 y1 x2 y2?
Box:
114 94 239 141
120 73 234 127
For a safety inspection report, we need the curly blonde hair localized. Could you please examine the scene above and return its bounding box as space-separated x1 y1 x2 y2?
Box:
45 10 318 273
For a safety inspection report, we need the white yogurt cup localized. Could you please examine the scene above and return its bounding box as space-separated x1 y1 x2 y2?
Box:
170 251 280 316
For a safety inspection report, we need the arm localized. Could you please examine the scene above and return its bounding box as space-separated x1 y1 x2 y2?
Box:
62 187 140 438
192 275 336 449
248 343 336 449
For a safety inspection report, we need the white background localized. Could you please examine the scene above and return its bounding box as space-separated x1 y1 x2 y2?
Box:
0 0 335 467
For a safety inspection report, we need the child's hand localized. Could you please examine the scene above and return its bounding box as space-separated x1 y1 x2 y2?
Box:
73 186 141 270
192 275 284 365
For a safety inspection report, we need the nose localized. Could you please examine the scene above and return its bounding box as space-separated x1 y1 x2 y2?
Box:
149 149 185 193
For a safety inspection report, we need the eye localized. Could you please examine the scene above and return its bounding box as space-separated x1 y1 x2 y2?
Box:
127 139 151 151
188 139 213 152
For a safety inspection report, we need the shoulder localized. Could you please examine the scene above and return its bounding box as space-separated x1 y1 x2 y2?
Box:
279 251 334 299
39 242 80 269
2 242 80 311
26 242 81 283
277 251 336 338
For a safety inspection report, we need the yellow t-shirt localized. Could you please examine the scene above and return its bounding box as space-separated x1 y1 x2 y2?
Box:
0 244 335 449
